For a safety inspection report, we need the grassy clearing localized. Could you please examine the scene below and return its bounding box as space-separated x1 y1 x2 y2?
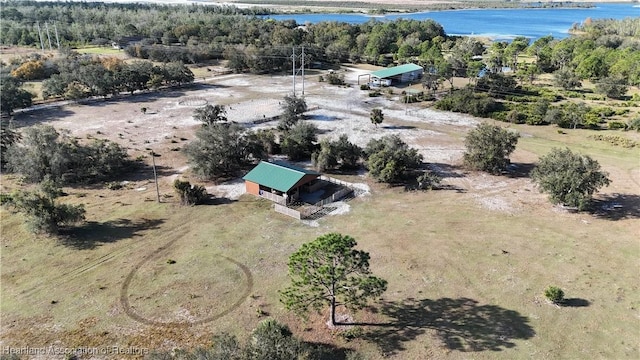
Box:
74 46 126 56
1 122 638 358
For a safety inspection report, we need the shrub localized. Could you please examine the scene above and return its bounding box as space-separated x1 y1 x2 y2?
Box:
544 286 565 304
607 121 627 130
360 84 370 90
0 193 13 206
416 171 441 190
434 89 497 117
339 326 364 341
173 179 208 205
11 179 86 235
326 72 345 85
627 117 640 131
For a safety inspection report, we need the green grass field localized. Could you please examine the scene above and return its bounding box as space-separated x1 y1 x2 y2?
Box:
1 119 638 359
74 46 126 56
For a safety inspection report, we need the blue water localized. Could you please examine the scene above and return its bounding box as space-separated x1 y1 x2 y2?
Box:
267 3 639 40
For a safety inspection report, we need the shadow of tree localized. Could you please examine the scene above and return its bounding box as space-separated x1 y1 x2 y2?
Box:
382 125 416 130
306 341 354 360
14 107 77 126
506 162 536 178
590 193 640 220
427 163 466 179
60 218 164 250
562 298 590 307
362 297 535 355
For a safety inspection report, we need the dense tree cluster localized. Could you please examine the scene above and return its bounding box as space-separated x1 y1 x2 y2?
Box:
312 134 362 172
1 1 445 71
5 125 134 184
431 18 639 128
38 52 193 100
183 121 266 180
0 75 33 115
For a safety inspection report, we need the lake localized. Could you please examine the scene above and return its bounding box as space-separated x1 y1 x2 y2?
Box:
267 3 639 40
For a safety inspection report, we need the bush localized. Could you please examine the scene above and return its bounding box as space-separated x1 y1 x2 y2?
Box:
173 179 208 205
544 286 565 304
183 123 264 180
11 179 86 235
627 117 640 131
607 121 627 130
360 84 370 90
416 171 441 190
312 135 362 172
0 193 13 206
434 89 497 117
326 72 345 85
339 326 364 341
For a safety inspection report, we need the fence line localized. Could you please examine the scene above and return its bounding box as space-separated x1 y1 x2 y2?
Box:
272 175 358 220
311 187 353 208
300 205 323 218
275 204 301 219
260 191 285 205
319 175 352 187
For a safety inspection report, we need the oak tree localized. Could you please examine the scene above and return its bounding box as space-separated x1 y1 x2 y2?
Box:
463 123 519 174
531 148 610 210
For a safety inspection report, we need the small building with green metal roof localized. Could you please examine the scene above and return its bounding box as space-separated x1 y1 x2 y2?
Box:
243 161 321 205
371 63 424 86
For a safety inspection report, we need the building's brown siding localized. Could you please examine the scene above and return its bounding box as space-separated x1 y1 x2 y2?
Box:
245 181 260 195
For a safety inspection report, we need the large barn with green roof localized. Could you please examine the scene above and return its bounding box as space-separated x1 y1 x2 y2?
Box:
371 63 424 86
243 161 320 205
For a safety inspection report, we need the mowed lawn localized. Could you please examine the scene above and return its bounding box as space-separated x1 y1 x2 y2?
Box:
1 126 638 359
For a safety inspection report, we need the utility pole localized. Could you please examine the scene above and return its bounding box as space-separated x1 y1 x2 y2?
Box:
292 47 296 96
54 23 60 49
36 22 45 51
301 46 305 96
151 151 161 203
45 22 53 50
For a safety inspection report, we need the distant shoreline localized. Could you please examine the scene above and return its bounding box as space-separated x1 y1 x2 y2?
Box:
31 0 637 13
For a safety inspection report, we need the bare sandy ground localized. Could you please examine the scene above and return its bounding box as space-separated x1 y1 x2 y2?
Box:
14 64 550 216
13 62 638 218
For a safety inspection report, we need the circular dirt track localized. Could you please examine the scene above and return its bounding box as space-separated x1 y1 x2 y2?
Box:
119 238 253 327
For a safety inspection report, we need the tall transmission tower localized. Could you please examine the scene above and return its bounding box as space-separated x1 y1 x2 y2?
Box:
291 46 306 96
44 22 53 50
36 22 45 51
54 23 60 49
